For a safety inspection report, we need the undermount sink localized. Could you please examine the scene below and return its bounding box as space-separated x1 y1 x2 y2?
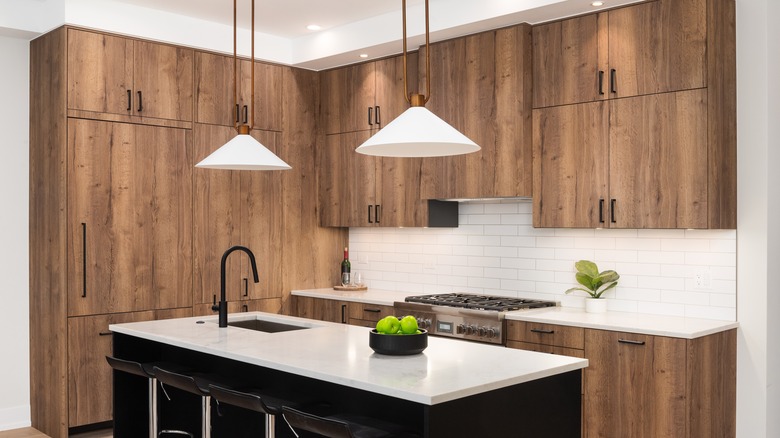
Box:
227 318 311 333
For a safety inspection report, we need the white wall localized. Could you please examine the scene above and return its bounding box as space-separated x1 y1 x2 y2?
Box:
0 35 30 430
736 0 780 435
350 201 737 320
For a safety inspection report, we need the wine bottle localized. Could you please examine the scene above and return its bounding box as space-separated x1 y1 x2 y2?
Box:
341 247 351 286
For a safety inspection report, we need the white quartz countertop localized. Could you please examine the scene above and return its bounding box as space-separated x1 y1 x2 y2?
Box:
291 288 410 306
110 312 587 405
506 307 739 339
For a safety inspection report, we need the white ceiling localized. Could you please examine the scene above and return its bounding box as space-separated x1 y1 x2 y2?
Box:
113 0 426 39
0 0 645 69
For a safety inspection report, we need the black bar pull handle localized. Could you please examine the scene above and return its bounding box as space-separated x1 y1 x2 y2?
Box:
375 205 380 224
235 104 240 123
242 304 249 313
98 331 112 336
243 278 248 297
368 107 373 126
243 105 248 124
618 338 646 346
127 90 132 110
599 199 605 223
363 308 381 313
341 304 347 324
368 205 373 223
598 71 605 95
375 106 381 125
81 223 87 298
610 199 617 223
137 91 143 112
610 69 617 94
530 328 555 334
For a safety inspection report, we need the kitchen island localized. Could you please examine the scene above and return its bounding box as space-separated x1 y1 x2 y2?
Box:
110 312 587 437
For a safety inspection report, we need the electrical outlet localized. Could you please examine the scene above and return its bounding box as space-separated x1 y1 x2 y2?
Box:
693 268 712 289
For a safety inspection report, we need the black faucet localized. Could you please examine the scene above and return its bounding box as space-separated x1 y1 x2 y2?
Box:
212 245 260 328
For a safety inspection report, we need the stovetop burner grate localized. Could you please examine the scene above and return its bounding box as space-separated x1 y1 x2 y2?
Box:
405 293 556 312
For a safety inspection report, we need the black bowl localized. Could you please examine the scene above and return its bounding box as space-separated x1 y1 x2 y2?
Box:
369 329 428 355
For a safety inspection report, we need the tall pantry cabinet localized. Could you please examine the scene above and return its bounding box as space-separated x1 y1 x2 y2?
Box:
30 27 196 436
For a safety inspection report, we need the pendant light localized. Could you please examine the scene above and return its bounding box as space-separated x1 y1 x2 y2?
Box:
196 0 291 170
355 0 480 158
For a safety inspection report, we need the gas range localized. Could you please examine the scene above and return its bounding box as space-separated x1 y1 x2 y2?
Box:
395 293 557 345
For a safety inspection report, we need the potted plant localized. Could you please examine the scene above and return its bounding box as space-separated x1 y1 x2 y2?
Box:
565 260 619 313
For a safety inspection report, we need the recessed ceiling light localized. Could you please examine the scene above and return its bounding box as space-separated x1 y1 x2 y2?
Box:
591 1 604 6
359 54 369 58
306 24 322 31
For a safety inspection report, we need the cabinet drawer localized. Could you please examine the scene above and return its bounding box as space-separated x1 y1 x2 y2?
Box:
506 341 585 359
506 321 584 350
348 303 394 322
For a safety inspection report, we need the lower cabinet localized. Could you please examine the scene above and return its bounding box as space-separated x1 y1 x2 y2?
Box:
292 296 393 326
508 323 737 438
67 308 194 428
293 296 349 324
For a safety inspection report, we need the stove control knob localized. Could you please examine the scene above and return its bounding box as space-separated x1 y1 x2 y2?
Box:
486 328 498 338
466 325 477 335
418 318 431 330
457 323 467 334
478 326 487 337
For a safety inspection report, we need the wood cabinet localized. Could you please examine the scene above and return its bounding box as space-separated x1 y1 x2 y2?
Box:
534 90 708 228
67 28 193 121
533 0 735 229
420 23 533 199
293 296 349 324
348 302 394 327
67 118 193 316
318 131 436 227
506 321 585 358
194 51 282 130
193 124 282 306
532 0 706 109
583 328 736 438
320 54 413 135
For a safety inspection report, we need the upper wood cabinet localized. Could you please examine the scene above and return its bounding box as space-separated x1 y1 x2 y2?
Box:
318 131 433 227
194 51 283 131
420 23 533 199
67 29 193 121
67 118 193 316
193 124 282 306
320 54 415 135
534 90 708 228
532 0 706 108
533 0 735 229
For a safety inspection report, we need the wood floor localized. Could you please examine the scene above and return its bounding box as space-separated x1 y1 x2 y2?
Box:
0 428 112 438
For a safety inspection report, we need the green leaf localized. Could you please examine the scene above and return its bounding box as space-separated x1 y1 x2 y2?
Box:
593 281 618 298
575 272 594 290
575 260 599 278
565 287 597 297
596 270 620 284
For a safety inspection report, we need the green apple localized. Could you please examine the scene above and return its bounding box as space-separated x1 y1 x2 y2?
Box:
400 315 419 334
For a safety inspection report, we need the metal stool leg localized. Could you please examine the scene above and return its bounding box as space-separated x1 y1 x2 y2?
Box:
265 413 275 438
203 395 211 438
150 377 158 438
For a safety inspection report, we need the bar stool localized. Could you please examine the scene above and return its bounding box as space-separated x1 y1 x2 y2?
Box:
208 384 304 438
106 356 183 438
281 406 419 438
153 366 221 438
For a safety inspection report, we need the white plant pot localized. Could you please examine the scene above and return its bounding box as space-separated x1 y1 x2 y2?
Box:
585 298 608 313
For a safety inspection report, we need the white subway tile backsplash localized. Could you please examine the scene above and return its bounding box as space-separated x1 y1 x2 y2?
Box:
349 200 736 321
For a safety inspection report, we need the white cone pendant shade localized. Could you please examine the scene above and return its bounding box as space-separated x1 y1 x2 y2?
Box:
355 106 480 157
196 134 291 170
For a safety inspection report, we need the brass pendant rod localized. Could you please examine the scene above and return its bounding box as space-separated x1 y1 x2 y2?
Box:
233 0 238 132
402 0 431 105
402 0 410 104
249 0 255 131
424 0 430 104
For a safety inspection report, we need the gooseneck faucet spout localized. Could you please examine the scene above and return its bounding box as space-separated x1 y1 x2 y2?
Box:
213 245 260 328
